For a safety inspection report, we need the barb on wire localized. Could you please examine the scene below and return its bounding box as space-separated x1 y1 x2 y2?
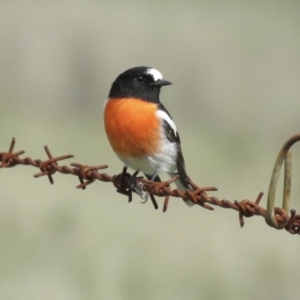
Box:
0 136 299 236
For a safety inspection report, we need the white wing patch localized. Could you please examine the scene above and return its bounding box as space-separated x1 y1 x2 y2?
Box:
156 110 177 136
146 68 163 82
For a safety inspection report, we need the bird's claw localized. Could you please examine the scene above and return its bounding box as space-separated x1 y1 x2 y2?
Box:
132 182 150 203
132 182 144 197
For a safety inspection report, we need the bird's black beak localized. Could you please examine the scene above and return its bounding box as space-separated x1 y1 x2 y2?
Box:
158 79 172 86
150 79 172 86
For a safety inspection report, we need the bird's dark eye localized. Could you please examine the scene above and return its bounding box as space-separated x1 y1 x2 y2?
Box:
136 75 145 83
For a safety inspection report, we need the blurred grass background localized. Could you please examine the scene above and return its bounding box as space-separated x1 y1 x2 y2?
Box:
1 1 300 299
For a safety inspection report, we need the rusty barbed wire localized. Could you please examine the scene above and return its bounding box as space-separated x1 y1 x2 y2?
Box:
0 137 299 236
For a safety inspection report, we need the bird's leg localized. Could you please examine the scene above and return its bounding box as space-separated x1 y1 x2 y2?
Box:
129 170 145 198
121 166 128 185
150 169 159 181
140 169 159 204
114 166 133 202
129 170 140 190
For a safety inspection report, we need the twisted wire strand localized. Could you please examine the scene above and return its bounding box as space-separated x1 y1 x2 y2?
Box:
0 138 299 236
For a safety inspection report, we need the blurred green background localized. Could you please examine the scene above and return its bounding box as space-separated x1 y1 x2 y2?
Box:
1 1 300 299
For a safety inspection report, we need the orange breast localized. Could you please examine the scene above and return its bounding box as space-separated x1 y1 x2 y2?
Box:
104 98 161 157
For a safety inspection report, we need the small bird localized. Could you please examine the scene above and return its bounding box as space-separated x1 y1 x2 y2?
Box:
104 67 193 206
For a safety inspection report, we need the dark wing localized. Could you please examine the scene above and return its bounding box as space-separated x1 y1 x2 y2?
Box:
158 103 189 189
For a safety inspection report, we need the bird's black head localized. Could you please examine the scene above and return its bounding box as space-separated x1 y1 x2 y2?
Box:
108 66 172 103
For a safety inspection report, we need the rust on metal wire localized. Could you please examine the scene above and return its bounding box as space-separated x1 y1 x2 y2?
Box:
0 136 299 236
266 134 300 230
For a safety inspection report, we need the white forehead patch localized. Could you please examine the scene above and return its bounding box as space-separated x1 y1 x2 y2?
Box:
146 68 163 82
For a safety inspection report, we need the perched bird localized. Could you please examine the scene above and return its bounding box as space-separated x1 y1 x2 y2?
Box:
104 66 193 206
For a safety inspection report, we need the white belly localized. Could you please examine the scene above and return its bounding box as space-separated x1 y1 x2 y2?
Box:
116 140 178 176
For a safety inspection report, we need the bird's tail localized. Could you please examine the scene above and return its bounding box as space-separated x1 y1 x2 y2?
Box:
171 174 194 206
168 150 194 206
